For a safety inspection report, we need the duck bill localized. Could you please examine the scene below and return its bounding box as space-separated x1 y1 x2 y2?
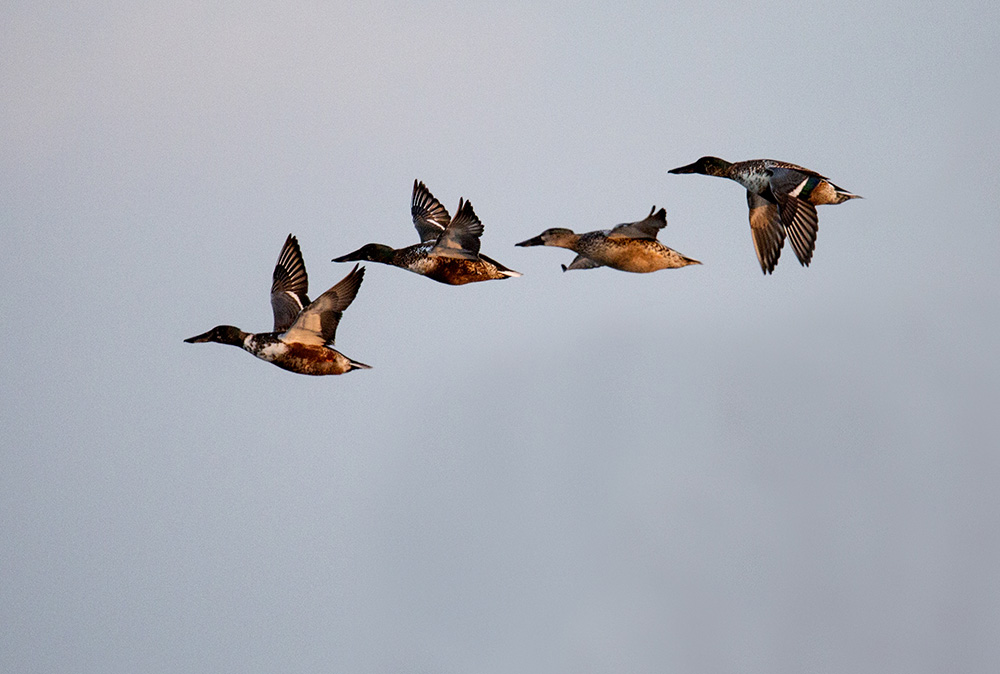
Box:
515 235 545 247
184 329 214 343
332 249 364 263
667 161 699 174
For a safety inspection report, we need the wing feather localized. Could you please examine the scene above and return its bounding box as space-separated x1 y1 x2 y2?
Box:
282 265 365 345
270 234 310 332
411 180 451 243
430 198 483 260
607 206 667 240
747 191 785 274
561 254 604 272
773 192 819 266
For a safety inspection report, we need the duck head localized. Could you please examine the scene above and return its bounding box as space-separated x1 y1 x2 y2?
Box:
668 156 733 177
332 243 395 264
515 228 578 248
184 325 248 346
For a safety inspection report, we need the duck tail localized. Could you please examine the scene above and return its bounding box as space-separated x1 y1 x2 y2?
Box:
832 184 862 203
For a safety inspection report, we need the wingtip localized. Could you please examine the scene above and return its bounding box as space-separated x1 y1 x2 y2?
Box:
345 263 365 288
350 263 365 284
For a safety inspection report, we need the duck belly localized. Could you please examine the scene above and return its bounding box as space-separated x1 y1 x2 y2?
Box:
273 343 356 376
584 240 682 273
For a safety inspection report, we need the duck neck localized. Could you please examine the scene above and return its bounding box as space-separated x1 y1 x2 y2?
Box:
367 244 398 263
705 157 734 177
218 326 251 346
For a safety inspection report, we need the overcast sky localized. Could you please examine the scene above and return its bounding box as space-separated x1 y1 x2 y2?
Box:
3 1 999 672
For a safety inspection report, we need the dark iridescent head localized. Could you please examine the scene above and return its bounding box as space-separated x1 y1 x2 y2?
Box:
332 243 395 264
184 325 247 346
668 156 733 177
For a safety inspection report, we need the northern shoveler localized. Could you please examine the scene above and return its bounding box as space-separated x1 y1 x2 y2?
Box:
185 234 371 375
332 180 521 285
668 156 861 274
515 206 701 273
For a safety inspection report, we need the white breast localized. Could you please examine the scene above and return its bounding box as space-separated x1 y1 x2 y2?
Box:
244 335 288 362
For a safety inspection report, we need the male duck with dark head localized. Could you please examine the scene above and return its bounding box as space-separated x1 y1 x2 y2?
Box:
668 156 861 274
185 234 371 375
515 206 700 273
332 180 521 285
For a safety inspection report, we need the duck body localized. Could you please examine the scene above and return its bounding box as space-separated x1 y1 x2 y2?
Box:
668 156 860 273
185 326 369 376
336 241 519 286
721 158 857 207
185 235 371 376
332 180 521 285
561 230 699 273
246 331 369 375
515 207 700 273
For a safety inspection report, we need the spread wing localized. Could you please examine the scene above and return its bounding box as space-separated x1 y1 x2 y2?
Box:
768 167 821 266
282 265 365 346
430 197 483 260
607 206 666 240
411 180 451 243
772 191 819 266
747 191 785 275
271 234 310 332
561 254 604 272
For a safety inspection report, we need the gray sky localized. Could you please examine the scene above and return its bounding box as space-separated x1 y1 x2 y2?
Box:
3 1 999 672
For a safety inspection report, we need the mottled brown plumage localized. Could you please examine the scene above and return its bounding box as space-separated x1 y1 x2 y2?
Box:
516 206 701 273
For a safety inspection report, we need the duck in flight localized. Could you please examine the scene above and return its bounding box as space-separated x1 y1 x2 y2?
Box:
515 206 700 273
332 180 521 285
668 156 860 274
185 234 371 375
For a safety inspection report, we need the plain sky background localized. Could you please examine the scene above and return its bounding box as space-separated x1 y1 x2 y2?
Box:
3 1 999 672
